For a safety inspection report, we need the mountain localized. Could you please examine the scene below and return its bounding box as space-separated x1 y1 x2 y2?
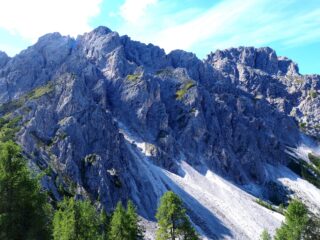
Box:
0 26 320 239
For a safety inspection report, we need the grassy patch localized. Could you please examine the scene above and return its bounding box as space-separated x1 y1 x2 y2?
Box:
255 198 284 214
126 74 140 82
27 83 54 100
0 82 54 115
175 81 195 100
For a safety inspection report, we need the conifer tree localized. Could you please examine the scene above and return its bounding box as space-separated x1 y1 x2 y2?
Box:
127 200 144 240
275 199 308 240
0 141 52 240
53 197 102 240
109 201 129 240
156 191 199 240
100 208 111 240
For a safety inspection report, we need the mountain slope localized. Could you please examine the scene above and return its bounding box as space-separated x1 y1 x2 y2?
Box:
0 26 320 239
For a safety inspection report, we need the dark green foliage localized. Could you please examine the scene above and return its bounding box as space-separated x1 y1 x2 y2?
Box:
0 116 22 142
308 153 320 169
299 122 307 129
109 202 129 240
0 141 52 240
109 201 143 240
53 197 103 240
127 200 144 240
287 158 320 189
260 229 272 240
275 200 308 240
100 209 111 240
156 191 199 240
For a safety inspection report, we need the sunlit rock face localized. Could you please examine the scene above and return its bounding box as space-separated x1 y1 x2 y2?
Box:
0 26 319 239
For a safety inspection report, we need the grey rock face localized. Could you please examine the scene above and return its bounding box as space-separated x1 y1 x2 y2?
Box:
0 51 9 68
0 26 319 236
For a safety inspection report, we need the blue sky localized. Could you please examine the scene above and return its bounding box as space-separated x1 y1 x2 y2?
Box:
0 0 319 74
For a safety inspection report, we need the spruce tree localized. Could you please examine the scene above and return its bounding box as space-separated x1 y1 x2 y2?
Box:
126 200 143 240
109 201 129 240
156 191 199 240
0 141 52 240
100 208 111 240
275 199 309 240
53 197 102 240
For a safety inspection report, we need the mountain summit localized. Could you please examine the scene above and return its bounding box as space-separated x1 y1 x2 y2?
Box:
0 26 319 239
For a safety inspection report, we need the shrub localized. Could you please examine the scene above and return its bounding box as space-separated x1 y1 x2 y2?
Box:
0 82 54 115
308 153 320 169
175 81 195 100
126 74 140 82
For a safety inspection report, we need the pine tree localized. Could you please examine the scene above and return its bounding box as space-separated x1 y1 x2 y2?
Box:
109 201 129 240
100 208 111 240
126 200 144 240
0 141 52 240
53 197 102 240
260 229 272 240
275 199 309 240
156 191 199 240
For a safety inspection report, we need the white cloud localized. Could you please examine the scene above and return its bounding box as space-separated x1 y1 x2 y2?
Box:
120 0 157 23
115 0 320 57
0 0 102 42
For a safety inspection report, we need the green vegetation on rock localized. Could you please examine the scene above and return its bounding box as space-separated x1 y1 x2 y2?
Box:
175 81 195 100
288 158 320 189
255 198 284 215
126 74 141 82
0 82 54 115
308 153 320 169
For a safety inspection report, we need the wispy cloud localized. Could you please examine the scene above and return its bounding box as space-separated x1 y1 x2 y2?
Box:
120 0 158 23
115 0 320 57
0 0 102 42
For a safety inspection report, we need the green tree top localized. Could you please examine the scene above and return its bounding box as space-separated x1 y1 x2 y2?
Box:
275 199 308 240
53 197 102 240
156 191 199 240
127 200 144 240
109 201 129 240
0 140 52 240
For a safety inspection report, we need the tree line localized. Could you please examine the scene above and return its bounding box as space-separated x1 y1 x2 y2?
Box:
260 199 320 240
0 140 199 240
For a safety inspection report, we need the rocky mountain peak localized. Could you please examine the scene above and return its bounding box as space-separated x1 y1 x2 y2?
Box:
0 26 320 239
206 46 299 76
0 51 9 68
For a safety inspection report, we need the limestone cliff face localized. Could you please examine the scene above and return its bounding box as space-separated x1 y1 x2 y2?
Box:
0 26 319 238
